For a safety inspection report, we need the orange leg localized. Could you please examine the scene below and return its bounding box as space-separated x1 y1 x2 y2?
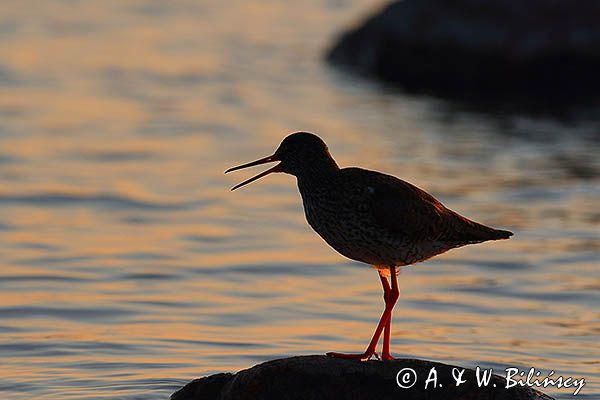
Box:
380 271 396 360
327 266 399 361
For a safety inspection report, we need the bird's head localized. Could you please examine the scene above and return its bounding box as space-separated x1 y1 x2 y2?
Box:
225 131 337 190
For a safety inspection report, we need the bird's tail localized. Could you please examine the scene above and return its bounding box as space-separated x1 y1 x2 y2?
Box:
488 228 513 240
449 211 513 244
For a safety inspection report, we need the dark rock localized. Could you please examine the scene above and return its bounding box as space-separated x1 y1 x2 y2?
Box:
171 355 554 400
326 0 600 112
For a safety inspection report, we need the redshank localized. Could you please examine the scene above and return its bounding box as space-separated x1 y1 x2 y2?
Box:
225 132 513 361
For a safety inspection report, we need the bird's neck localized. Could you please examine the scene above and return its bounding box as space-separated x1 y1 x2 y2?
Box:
296 158 340 192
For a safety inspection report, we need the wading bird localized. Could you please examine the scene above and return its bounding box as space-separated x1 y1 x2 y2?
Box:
226 132 512 361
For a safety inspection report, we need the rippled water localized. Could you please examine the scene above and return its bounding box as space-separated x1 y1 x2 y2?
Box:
1 1 599 399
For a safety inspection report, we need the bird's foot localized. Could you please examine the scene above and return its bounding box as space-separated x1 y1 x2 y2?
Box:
381 353 395 361
326 351 379 361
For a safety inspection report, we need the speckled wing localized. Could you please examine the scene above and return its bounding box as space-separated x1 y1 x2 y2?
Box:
357 169 513 245
363 170 446 242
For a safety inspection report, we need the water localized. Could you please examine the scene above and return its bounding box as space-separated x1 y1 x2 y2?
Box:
1 1 598 399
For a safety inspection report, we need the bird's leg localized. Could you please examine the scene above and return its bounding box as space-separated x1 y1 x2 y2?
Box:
381 266 398 360
326 266 399 361
379 271 392 359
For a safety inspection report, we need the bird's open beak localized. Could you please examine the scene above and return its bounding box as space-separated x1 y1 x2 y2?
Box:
225 155 282 191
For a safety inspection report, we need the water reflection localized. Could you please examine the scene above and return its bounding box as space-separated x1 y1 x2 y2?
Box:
0 1 598 399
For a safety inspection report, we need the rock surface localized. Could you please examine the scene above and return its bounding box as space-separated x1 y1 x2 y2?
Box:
327 0 600 109
171 355 554 400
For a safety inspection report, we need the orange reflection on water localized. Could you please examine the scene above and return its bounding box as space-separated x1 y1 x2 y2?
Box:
0 0 599 399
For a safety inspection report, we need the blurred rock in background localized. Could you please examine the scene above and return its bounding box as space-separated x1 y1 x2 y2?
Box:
327 0 600 114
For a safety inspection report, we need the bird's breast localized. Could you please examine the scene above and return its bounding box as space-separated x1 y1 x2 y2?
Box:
297 180 405 265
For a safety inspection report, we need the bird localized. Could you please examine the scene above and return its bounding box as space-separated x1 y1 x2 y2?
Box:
225 132 513 361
